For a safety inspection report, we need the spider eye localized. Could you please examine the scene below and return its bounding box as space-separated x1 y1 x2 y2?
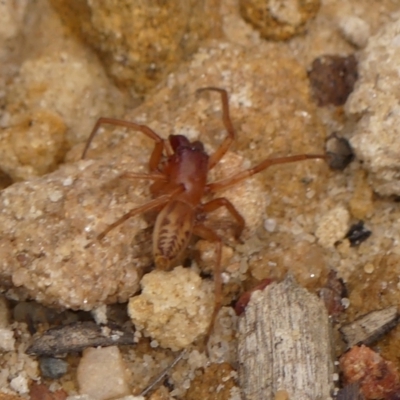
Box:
191 141 204 152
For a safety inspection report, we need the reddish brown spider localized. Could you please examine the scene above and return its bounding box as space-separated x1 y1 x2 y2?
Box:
82 87 326 340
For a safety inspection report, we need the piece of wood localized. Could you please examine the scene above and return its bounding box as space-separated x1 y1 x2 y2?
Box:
339 306 399 349
26 321 135 356
237 275 334 400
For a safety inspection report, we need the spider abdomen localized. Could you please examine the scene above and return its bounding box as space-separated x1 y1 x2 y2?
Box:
153 199 195 270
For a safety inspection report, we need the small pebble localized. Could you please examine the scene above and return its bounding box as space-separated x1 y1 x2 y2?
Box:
10 374 29 394
91 304 108 325
338 15 370 48
263 218 277 233
39 357 68 379
341 298 350 309
48 190 63 202
77 346 130 400
363 263 375 274
325 134 354 171
0 328 15 352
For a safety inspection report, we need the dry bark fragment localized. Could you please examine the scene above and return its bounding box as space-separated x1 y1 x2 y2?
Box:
319 269 346 319
340 306 399 349
237 275 334 400
26 321 135 356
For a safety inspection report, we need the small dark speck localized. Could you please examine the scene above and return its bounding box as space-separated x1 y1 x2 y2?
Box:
182 257 192 268
325 133 354 171
345 221 371 247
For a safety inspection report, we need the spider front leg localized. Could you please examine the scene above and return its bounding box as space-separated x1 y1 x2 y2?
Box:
82 117 166 172
86 185 184 246
206 153 327 193
196 87 235 170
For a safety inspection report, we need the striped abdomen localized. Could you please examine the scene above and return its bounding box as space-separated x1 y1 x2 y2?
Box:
153 200 195 270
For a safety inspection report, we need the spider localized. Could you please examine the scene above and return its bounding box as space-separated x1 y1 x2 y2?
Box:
82 87 327 340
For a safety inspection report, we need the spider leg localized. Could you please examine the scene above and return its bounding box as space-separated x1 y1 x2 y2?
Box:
206 153 327 193
82 117 165 172
87 185 184 246
196 87 235 170
192 223 222 344
199 197 245 239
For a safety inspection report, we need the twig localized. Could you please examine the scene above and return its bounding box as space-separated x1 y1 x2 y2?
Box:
139 349 187 397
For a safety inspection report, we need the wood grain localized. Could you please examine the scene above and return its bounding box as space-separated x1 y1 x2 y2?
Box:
238 275 334 400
